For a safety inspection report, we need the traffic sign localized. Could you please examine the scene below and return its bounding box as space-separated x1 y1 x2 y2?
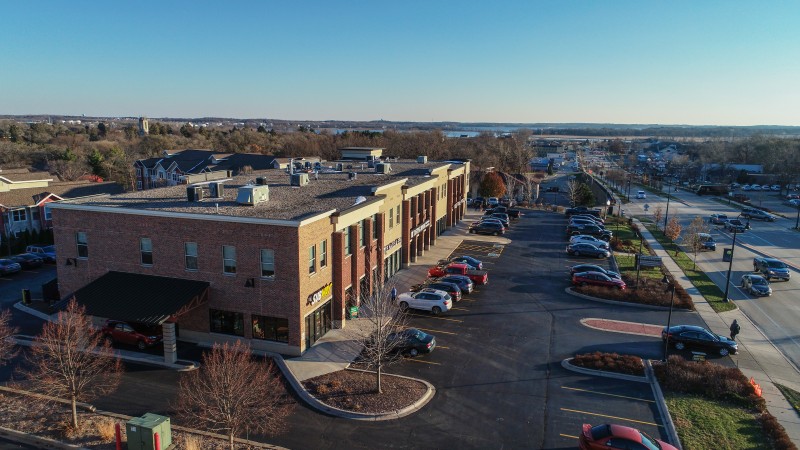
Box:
637 255 662 268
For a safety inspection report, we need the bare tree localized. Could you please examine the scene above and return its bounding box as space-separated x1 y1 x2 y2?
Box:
653 206 664 229
684 216 711 269
565 179 580 206
347 282 409 394
174 341 292 450
22 299 122 429
0 309 18 367
521 173 537 204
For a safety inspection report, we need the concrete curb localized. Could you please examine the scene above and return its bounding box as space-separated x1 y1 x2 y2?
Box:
270 352 435 421
11 334 198 372
0 426 88 450
14 301 53 322
645 360 683 450
0 385 96 413
561 358 648 383
564 287 689 312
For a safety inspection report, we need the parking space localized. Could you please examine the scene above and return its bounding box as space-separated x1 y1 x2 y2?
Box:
548 376 668 446
0 265 56 306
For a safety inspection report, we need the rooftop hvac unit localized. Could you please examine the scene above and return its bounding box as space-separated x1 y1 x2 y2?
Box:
236 185 270 206
417 155 428 164
376 163 391 174
291 173 309 187
367 160 375 168
186 186 204 202
256 176 267 185
348 172 357 180
336 163 343 171
209 182 224 198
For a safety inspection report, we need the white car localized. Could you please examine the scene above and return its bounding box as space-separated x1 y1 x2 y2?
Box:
636 190 646 199
487 197 499 207
771 185 781 191
751 184 761 191
569 235 610 249
742 184 752 191
395 289 453 315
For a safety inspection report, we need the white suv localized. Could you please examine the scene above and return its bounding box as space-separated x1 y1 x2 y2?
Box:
396 289 453 315
636 190 646 199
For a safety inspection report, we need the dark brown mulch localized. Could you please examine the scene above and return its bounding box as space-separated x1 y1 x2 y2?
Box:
303 369 427 414
570 351 645 376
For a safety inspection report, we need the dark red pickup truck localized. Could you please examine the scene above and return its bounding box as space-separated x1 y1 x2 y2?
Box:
428 263 488 285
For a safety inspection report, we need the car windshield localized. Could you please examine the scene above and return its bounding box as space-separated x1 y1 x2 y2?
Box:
638 431 661 450
767 261 787 268
407 329 427 340
753 278 768 285
43 245 56 252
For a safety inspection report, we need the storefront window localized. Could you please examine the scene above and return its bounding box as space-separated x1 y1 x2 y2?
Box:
252 315 289 343
209 309 243 336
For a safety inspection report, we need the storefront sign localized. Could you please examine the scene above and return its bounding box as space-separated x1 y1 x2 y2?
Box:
308 282 333 306
410 219 431 238
384 238 401 253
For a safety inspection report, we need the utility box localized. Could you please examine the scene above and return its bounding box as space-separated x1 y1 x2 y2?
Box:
126 413 172 450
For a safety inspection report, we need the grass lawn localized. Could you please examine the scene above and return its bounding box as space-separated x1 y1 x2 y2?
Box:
775 384 800 415
606 217 644 253
645 224 736 313
665 393 771 450
615 254 662 280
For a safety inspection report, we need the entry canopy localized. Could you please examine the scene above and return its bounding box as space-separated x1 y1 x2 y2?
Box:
62 271 210 326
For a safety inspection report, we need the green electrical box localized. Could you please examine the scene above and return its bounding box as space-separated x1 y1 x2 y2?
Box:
126 413 172 450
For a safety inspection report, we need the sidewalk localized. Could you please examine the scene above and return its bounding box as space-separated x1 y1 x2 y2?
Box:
284 207 509 382
635 218 800 444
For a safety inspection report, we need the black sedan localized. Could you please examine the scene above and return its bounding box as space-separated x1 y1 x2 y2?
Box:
387 328 436 357
662 325 738 356
436 275 474 294
10 253 44 269
411 281 462 301
570 264 620 279
566 243 610 259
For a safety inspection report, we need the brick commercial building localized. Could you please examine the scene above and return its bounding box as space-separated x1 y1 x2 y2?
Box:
50 149 469 358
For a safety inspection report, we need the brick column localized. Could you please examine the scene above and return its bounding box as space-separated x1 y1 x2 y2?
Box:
376 212 385 283
332 231 346 325
430 187 438 246
402 199 412 266
349 224 361 304
447 179 455 227
364 217 374 296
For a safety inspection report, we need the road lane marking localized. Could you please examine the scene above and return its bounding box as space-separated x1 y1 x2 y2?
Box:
436 346 449 349
560 408 661 427
409 314 463 323
451 307 469 311
561 386 655 403
405 358 441 366
560 434 578 439
415 327 457 336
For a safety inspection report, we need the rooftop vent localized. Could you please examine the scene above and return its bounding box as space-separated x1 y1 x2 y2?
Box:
209 181 225 198
187 186 204 202
255 176 267 185
348 172 357 181
291 173 309 187
417 155 428 164
236 185 269 206
376 163 391 174
354 196 367 206
336 163 343 172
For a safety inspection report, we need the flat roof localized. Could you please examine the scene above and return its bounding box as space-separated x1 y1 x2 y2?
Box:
60 160 454 221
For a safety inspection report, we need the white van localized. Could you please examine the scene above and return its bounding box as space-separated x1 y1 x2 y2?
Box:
636 190 646 199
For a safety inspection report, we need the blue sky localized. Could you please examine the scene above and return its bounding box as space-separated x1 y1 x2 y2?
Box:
1 1 798 125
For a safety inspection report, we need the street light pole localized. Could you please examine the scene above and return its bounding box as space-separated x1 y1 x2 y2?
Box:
722 215 750 302
662 275 676 363
663 180 672 230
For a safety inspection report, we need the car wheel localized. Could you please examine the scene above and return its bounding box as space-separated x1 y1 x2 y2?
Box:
399 301 409 310
408 348 419 357
469 229 475 234
431 306 442 315
719 348 730 356
494 231 500 236
615 285 623 290
674 342 685 350
574 251 581 257
137 340 147 351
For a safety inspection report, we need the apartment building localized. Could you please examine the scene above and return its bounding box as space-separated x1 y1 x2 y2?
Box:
51 149 468 359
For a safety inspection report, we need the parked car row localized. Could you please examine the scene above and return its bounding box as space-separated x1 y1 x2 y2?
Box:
740 184 782 192
0 251 51 276
468 205 521 235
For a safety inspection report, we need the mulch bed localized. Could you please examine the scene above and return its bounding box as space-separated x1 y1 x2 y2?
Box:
570 352 645 376
303 369 427 414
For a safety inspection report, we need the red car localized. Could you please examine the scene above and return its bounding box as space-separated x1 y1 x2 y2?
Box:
101 320 163 350
579 423 677 450
572 271 626 290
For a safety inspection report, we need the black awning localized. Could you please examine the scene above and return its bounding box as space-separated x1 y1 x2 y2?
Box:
68 271 210 326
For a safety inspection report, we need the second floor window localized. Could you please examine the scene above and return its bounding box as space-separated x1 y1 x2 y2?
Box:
344 227 352 256
140 238 153 265
44 205 52 221
308 245 316 274
261 249 275 278
395 205 401 225
320 240 327 268
358 221 365 247
222 245 236 274
372 214 378 239
185 242 198 271
76 232 88 258
389 209 394 228
11 209 26 222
